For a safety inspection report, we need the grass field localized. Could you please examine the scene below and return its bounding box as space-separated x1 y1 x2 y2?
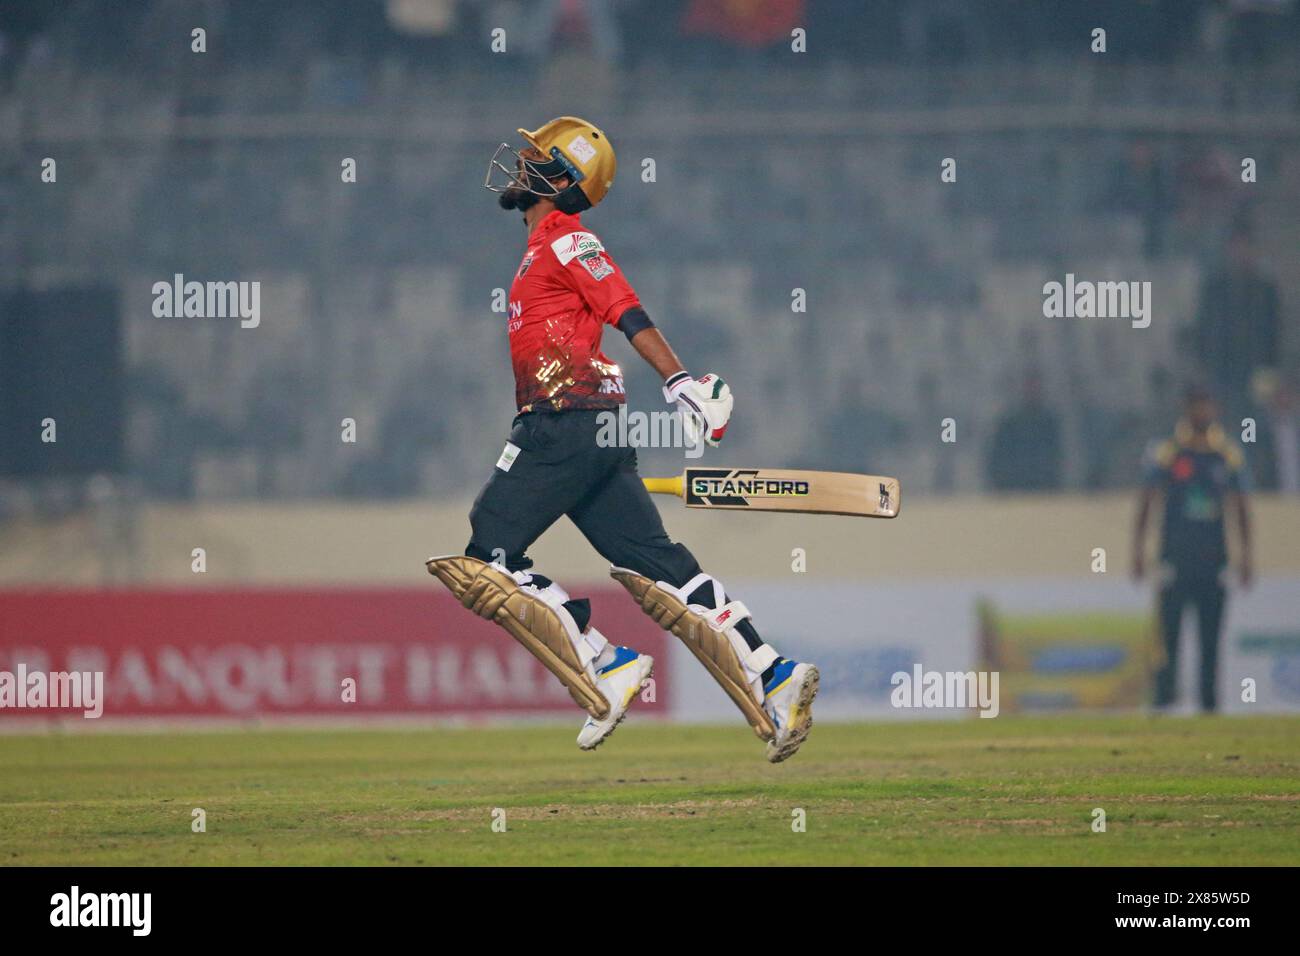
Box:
1 715 1297 865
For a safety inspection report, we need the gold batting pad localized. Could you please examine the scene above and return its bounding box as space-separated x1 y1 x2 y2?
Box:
611 568 775 741
426 555 610 719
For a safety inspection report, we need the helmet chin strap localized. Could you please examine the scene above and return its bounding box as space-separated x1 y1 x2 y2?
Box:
553 186 591 214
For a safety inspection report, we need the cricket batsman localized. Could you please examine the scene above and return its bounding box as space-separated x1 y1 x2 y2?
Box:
426 117 819 762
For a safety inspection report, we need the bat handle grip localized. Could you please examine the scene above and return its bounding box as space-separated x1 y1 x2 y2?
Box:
642 476 684 498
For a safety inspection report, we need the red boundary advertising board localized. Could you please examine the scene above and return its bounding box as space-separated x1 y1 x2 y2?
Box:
0 588 669 720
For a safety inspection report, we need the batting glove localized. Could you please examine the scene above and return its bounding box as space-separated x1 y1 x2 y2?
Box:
664 371 733 447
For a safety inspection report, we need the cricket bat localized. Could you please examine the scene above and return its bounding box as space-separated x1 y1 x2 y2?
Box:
643 467 900 518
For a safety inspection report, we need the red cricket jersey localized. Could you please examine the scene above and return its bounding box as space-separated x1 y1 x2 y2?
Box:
505 210 640 412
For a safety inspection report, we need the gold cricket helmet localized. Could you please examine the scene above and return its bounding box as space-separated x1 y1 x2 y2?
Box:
485 116 616 212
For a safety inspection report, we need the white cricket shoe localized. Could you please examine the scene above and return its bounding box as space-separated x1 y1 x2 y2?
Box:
762 660 820 763
577 646 654 751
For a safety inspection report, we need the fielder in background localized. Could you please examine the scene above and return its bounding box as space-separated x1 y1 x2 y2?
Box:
427 117 819 762
1133 385 1253 713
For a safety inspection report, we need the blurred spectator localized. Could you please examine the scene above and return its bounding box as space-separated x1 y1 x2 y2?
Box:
1224 0 1297 68
682 0 804 49
986 372 1063 491
1176 147 1237 250
531 0 624 64
1253 370 1300 492
900 0 985 65
1107 140 1173 259
1191 226 1281 423
126 367 198 500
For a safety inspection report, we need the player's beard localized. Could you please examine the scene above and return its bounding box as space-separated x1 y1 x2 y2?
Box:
499 154 561 215
498 182 541 213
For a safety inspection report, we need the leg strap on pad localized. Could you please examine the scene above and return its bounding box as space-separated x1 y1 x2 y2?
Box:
426 555 610 719
680 575 780 678
610 566 776 741
705 602 780 677
510 573 603 658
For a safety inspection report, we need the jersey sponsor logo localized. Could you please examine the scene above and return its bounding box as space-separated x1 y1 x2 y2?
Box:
552 231 604 265
496 441 520 472
579 250 614 281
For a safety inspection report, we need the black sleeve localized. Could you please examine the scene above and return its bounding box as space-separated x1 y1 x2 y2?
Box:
615 306 654 342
